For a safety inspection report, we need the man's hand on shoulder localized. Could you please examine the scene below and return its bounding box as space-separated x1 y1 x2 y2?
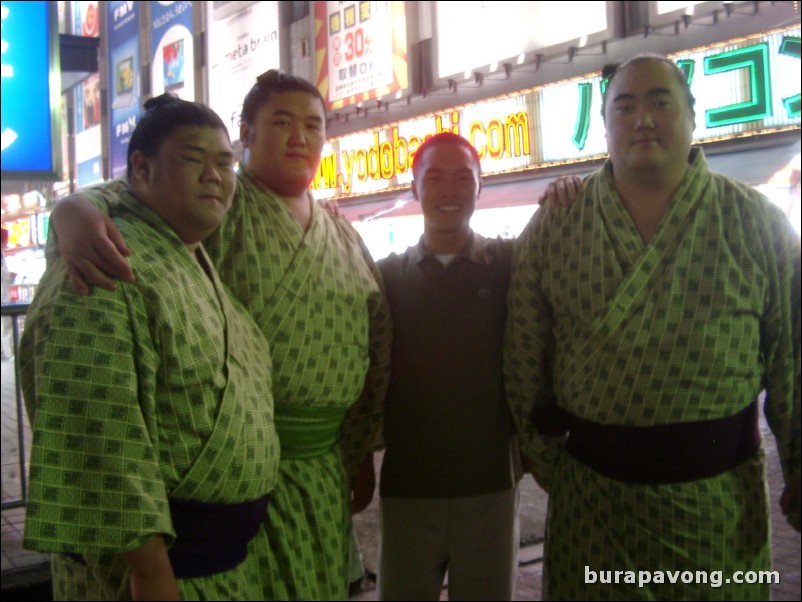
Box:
319 198 345 220
539 175 584 208
52 195 134 295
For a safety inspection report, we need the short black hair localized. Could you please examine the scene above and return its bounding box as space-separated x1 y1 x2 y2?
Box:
127 94 228 179
240 69 326 128
411 132 482 179
600 54 696 122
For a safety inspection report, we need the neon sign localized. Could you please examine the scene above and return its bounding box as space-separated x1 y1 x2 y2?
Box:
314 110 533 194
779 36 801 118
704 45 772 126
0 1 59 179
313 27 801 201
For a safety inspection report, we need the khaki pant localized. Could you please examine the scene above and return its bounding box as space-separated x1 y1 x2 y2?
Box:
379 487 520 601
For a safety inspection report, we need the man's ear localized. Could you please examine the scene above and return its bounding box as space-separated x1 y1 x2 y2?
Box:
411 180 420 202
240 122 251 149
129 150 152 185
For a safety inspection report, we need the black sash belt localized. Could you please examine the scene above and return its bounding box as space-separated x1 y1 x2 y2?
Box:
533 401 760 485
167 494 270 579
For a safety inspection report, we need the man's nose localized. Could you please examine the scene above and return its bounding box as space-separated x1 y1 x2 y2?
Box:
202 162 223 182
288 123 307 144
635 106 656 128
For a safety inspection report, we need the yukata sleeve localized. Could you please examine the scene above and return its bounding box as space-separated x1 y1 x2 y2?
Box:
760 200 801 494
339 233 393 481
22 277 174 556
503 209 564 492
45 179 128 264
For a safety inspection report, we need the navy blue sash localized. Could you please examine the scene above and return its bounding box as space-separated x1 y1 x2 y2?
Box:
167 494 270 579
533 401 760 484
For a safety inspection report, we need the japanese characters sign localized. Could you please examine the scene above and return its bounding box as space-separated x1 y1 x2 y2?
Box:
315 1 408 110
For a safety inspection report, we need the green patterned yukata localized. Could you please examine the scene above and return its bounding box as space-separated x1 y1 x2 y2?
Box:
204 167 392 600
22 192 280 600
505 149 801 600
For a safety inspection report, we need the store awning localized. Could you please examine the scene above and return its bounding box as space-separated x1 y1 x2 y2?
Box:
476 177 560 210
339 195 413 222
705 138 800 185
341 176 564 222
60 34 99 93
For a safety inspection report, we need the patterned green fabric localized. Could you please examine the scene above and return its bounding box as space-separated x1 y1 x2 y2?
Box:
505 149 801 599
546 451 770 600
22 191 280 600
204 168 392 600
261 451 351 600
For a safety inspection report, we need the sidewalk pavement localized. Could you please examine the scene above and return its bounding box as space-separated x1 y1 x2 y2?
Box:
2 353 800 600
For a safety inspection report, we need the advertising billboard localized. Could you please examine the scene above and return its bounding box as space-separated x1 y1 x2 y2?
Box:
312 27 801 202
207 0 280 142
434 1 614 83
1 1 62 180
108 0 142 179
151 1 195 100
314 0 409 111
72 0 103 188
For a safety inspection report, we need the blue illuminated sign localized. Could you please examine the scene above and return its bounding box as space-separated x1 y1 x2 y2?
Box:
108 0 141 179
0 1 59 179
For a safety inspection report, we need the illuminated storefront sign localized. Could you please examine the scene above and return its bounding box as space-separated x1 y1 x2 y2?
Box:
150 1 195 100
6 217 32 249
435 1 611 81
4 214 48 249
73 1 103 188
207 1 280 142
108 0 142 179
0 1 60 179
313 27 801 201
315 0 408 110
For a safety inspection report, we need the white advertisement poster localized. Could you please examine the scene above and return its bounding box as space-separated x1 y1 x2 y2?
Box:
435 1 609 79
207 1 280 141
315 0 407 110
150 1 195 100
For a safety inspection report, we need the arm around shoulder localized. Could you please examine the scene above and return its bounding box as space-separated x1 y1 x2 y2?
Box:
49 181 135 294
